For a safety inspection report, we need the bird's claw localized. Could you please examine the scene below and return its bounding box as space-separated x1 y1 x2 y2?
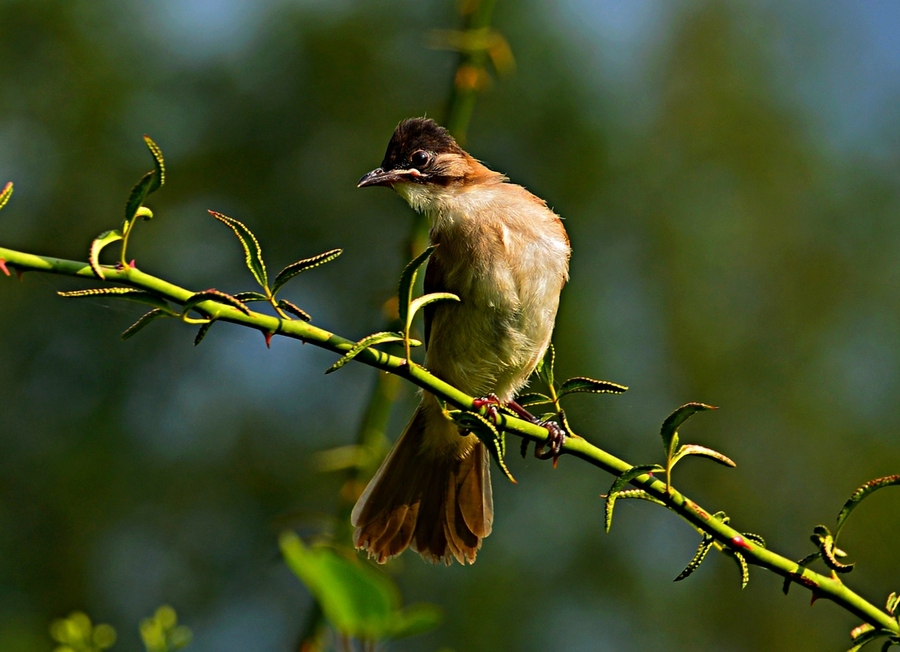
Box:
534 419 566 466
474 395 567 466
472 393 502 424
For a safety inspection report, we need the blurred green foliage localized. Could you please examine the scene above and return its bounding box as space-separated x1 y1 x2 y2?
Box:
50 612 116 652
1 1 899 651
280 532 440 643
139 605 192 652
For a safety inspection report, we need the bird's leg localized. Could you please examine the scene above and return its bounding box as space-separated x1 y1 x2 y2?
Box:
472 393 502 423
475 396 567 464
504 399 567 463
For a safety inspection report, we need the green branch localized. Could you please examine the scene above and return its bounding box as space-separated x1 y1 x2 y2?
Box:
1 243 897 640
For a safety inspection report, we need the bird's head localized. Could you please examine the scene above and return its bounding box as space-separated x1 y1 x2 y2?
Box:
358 118 502 215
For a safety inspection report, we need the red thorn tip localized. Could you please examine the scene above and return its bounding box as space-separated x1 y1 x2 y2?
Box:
810 593 819 606
731 535 752 550
15 268 23 281
0 259 9 276
264 332 273 348
129 259 136 268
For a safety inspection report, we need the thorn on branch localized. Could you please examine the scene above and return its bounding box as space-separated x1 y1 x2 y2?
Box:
0 258 9 276
731 535 752 551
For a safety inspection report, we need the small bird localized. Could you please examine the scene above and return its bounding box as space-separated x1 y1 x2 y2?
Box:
353 118 570 565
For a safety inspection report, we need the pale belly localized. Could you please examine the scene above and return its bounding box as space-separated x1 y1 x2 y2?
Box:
424 244 564 401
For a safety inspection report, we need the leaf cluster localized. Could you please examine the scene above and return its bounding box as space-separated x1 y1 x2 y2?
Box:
58 137 341 345
782 476 900 650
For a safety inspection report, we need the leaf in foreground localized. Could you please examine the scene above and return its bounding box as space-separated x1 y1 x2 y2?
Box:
280 532 441 641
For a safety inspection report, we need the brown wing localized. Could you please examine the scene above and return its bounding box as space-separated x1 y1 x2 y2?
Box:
423 248 448 349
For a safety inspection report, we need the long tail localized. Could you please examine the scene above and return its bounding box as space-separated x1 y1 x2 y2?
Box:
351 403 493 565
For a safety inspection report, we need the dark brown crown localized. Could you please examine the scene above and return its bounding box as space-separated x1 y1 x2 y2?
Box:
380 118 464 171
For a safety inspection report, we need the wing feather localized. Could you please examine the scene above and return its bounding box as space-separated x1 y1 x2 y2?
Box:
423 249 448 349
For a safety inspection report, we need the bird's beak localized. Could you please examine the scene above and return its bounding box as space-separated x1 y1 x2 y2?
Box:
357 167 416 188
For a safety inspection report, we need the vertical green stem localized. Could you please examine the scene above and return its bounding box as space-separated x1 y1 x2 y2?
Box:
444 0 499 144
296 3 505 646
120 224 133 268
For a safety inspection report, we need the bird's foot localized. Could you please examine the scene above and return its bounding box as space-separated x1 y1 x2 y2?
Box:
473 396 568 466
472 393 502 423
533 419 566 467
503 398 567 466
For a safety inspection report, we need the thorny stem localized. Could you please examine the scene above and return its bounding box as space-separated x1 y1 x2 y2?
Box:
1 244 898 636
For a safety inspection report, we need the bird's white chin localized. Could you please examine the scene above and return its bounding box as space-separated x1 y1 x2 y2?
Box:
393 182 443 214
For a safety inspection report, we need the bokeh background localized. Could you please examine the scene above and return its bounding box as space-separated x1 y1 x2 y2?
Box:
1 0 899 650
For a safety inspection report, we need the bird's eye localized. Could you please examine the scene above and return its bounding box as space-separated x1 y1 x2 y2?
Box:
410 150 431 169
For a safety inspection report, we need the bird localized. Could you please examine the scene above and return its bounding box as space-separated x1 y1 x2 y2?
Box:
352 117 570 565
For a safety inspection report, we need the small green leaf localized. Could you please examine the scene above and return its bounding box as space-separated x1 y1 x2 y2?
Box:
183 289 252 318
885 592 899 616
846 625 895 652
732 550 749 589
661 402 716 459
666 432 680 462
851 624 877 643
604 464 664 532
835 475 900 540
327 332 414 374
143 135 165 193
89 230 123 279
615 489 666 507
278 299 311 321
448 410 516 484
234 291 269 303
558 377 628 397
536 343 555 388
742 532 766 548
670 444 736 469
674 534 715 582
58 287 171 311
194 321 214 346
559 408 576 438
408 292 460 323
135 206 154 220
515 392 553 407
272 248 342 295
209 210 268 290
397 245 437 328
811 524 855 574
0 181 12 211
124 171 155 224
822 538 855 574
121 309 170 340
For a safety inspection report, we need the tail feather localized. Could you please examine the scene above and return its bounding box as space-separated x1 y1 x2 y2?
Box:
457 450 492 538
352 403 493 565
